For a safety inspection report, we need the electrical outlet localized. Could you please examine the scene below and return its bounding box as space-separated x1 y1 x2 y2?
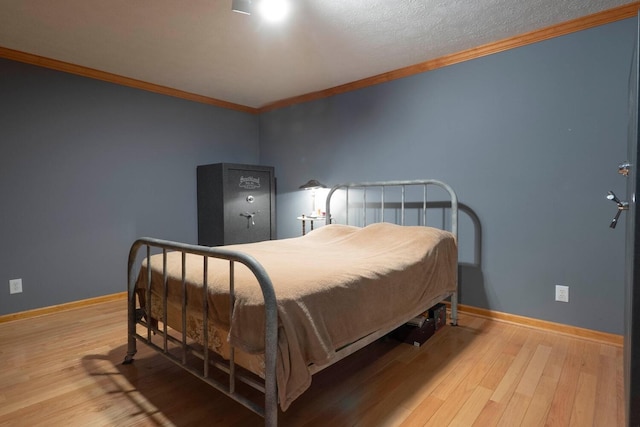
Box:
555 285 569 303
9 278 22 294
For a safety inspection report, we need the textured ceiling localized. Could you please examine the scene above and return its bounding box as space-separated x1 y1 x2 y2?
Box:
0 0 635 109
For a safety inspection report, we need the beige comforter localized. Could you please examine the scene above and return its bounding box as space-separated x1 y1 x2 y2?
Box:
137 222 457 410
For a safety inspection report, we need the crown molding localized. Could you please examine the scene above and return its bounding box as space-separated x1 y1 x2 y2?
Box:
1 2 638 114
0 46 259 114
259 2 640 112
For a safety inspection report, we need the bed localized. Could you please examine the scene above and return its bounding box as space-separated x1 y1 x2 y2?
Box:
123 179 459 426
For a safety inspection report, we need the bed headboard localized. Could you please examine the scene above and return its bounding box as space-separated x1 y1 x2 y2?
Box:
325 179 458 239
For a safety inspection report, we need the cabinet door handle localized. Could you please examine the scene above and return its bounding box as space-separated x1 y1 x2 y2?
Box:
240 211 259 227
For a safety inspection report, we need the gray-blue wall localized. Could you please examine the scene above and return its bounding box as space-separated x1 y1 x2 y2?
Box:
0 58 259 315
260 18 637 334
1 18 635 335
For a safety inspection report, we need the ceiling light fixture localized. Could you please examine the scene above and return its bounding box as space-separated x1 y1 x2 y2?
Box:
257 0 290 23
231 0 252 15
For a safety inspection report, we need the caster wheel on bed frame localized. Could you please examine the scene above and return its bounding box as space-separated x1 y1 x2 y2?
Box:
122 355 135 365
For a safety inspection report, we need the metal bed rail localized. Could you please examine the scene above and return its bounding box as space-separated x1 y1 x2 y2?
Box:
123 237 279 427
325 179 458 236
325 179 459 325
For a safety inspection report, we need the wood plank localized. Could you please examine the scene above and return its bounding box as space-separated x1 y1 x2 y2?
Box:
479 325 525 390
496 392 531 427
593 351 620 427
519 375 558 427
419 328 506 425
0 299 624 426
544 339 585 426
515 344 552 397
424 386 476 426
399 395 444 427
490 340 534 403
518 334 567 426
569 372 598 426
449 386 493 426
617 345 626 427
472 399 504 427
430 328 496 400
393 326 478 412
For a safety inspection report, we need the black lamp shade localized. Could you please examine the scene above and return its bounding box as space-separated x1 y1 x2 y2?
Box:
299 179 326 190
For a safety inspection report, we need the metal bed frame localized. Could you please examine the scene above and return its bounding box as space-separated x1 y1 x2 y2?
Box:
123 179 458 426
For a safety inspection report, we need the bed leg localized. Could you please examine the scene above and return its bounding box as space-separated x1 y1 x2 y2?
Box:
123 329 138 365
123 290 138 365
122 353 136 365
123 327 138 364
123 319 138 364
450 292 458 326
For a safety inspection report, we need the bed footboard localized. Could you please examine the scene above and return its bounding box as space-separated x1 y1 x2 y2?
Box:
123 238 279 427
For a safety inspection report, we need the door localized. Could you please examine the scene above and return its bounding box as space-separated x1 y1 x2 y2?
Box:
624 15 640 427
224 166 274 245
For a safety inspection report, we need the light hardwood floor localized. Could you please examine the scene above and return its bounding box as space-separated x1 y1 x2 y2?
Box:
0 299 623 426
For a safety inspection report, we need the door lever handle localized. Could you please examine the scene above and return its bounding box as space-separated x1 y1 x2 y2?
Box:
606 190 622 205
607 190 629 229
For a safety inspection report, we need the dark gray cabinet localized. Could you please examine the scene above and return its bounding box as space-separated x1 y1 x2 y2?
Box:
197 163 276 246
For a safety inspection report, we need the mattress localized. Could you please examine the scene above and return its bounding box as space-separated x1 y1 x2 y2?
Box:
136 222 457 410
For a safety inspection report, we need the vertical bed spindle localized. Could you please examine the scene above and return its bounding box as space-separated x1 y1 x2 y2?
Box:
401 185 406 225
162 249 168 353
442 207 446 230
363 188 367 226
345 189 350 225
229 261 236 394
423 185 427 226
203 256 209 378
381 187 385 222
146 245 152 342
181 251 187 365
